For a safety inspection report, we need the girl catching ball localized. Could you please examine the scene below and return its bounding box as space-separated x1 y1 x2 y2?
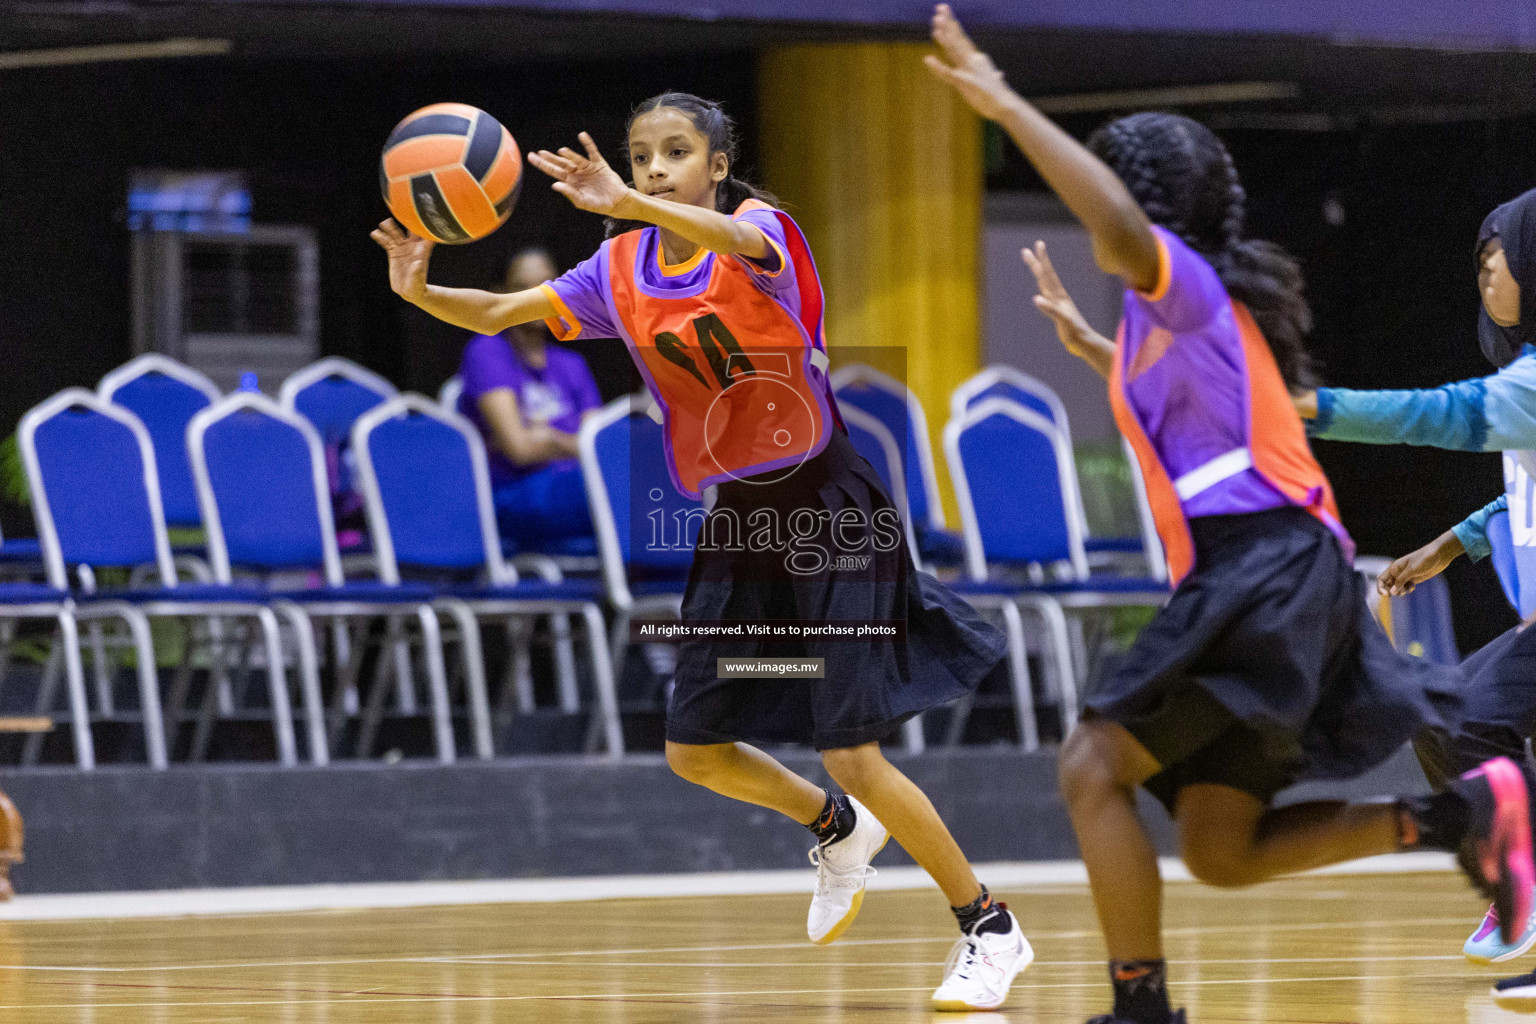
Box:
374 90 1030 1011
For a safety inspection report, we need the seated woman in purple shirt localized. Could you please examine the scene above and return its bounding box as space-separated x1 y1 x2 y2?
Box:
457 249 602 551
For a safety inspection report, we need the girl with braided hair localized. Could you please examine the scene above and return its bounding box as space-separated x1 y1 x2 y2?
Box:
928 6 1530 1024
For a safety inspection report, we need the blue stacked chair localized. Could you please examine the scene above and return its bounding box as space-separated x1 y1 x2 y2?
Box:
98 354 222 532
578 395 700 691
943 397 1168 745
352 394 622 756
280 357 398 450
189 388 477 763
831 364 964 567
839 406 920 564
21 389 322 768
950 364 1165 579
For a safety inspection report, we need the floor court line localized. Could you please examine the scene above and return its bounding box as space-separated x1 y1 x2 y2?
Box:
421 953 1470 968
0 853 1456 923
0 915 1480 975
0 969 1485 1011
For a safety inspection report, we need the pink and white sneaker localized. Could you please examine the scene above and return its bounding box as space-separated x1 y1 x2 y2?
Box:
1456 757 1535 946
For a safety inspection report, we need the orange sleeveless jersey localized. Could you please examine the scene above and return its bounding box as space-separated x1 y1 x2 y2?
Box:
599 199 839 499
1111 302 1350 587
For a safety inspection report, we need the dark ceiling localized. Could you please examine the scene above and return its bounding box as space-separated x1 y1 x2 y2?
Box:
4 2 1536 125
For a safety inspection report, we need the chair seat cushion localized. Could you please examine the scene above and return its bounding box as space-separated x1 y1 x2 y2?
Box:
0 539 43 563
629 578 690 597
1038 575 1168 594
1084 536 1144 554
949 575 1167 596
88 583 272 604
0 582 67 603
916 526 966 565
502 535 600 559
450 578 605 603
275 581 436 604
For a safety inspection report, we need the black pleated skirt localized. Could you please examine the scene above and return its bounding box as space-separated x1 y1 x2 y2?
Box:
1087 506 1462 812
666 429 1006 751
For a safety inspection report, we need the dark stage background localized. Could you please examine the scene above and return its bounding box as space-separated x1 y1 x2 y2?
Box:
0 46 1525 653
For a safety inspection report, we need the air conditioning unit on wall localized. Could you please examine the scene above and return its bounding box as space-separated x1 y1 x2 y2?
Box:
130 224 319 393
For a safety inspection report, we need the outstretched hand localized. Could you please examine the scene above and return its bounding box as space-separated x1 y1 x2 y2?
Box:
923 4 1013 120
1021 241 1114 377
371 218 434 303
1377 534 1462 597
529 133 634 217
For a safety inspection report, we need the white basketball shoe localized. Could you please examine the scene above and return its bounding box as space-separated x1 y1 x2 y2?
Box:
806 795 889 945
931 906 1033 1011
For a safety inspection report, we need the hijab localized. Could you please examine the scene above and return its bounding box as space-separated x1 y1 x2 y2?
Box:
1477 187 1536 367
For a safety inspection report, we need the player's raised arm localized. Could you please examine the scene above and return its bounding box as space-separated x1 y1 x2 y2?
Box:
529 132 769 260
924 4 1159 293
371 218 556 334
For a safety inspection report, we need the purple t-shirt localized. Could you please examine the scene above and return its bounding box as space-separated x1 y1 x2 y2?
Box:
539 206 803 343
1120 227 1287 519
457 333 602 486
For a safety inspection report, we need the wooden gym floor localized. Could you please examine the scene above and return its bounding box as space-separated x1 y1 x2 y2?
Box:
0 871 1526 1023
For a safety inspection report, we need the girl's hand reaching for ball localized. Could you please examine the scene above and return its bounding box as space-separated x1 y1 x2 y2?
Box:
530 133 634 217
924 4 1015 121
371 219 434 304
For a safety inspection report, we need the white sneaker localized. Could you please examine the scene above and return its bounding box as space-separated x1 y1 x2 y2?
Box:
931 908 1033 1011
806 795 889 944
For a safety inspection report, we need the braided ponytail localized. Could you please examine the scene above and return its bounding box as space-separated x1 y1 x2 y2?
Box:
605 92 779 238
1089 113 1318 391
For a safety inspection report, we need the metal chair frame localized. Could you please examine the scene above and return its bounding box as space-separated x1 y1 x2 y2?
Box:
21 389 314 768
191 390 464 763
945 397 1168 744
352 393 621 757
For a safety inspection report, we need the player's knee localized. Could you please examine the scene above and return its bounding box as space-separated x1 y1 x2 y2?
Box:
1181 837 1260 888
820 744 884 796
666 741 729 786
1058 725 1120 809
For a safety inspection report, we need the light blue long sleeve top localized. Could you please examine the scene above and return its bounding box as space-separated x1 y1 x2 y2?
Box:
1307 346 1536 561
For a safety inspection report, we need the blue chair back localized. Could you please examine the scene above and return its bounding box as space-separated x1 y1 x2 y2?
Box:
840 405 919 563
945 398 1087 579
20 389 174 587
582 398 700 576
960 381 1059 429
280 358 397 446
354 397 498 576
190 394 340 580
99 357 221 528
832 366 939 530
951 367 1069 438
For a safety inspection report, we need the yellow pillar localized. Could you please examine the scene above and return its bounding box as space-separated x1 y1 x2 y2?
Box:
759 42 983 528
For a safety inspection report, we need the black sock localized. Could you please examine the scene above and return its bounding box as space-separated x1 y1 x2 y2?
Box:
1399 788 1471 852
806 791 855 846
952 885 1011 936
1109 959 1171 1024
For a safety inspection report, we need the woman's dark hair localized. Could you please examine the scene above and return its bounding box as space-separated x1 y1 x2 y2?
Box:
604 92 778 238
1088 112 1318 391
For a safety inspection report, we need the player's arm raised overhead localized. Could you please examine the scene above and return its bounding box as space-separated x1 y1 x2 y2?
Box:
924 4 1160 294
371 219 557 334
528 132 770 261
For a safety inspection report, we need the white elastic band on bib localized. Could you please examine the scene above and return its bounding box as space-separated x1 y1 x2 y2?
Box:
1173 447 1253 501
810 348 830 374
